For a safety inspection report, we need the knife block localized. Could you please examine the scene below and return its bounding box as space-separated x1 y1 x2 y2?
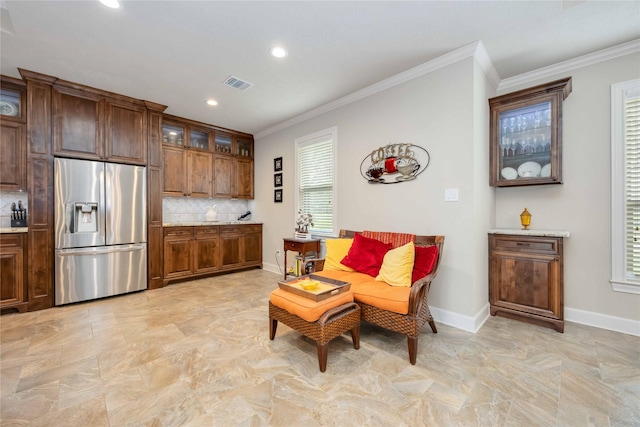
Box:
11 218 27 227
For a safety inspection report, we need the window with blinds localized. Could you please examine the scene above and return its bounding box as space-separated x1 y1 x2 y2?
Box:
611 79 640 294
625 93 640 277
295 127 337 236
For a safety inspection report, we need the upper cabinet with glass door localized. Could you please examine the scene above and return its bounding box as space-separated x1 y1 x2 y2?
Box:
0 76 26 123
489 78 572 187
162 121 186 146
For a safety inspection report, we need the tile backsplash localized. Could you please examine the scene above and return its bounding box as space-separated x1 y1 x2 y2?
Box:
162 197 249 223
0 191 28 227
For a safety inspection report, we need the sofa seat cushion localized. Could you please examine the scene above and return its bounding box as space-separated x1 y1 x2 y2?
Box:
270 287 354 323
314 270 411 315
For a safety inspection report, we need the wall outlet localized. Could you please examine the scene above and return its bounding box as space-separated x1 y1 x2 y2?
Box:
276 250 282 256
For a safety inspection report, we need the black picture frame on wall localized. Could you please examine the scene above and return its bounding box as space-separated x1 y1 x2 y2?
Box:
274 173 283 188
274 157 283 172
274 189 283 203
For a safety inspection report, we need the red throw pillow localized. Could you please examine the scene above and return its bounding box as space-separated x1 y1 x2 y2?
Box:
412 245 439 283
341 233 392 277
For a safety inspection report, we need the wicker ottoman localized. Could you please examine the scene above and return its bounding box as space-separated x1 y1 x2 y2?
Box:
269 288 360 372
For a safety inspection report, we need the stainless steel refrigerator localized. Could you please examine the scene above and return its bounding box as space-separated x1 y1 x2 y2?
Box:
54 158 147 305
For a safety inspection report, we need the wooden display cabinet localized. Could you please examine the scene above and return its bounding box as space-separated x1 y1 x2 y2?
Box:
0 76 27 191
489 78 572 187
489 232 566 332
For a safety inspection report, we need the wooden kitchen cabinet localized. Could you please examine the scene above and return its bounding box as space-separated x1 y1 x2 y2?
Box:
219 224 262 268
489 232 565 332
163 223 262 285
1 76 27 191
0 233 28 313
163 227 194 280
163 146 187 196
187 151 213 198
194 227 220 273
52 84 147 164
213 154 254 199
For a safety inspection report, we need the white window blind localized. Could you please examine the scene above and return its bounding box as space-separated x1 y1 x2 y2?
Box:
296 127 337 236
611 79 640 294
625 93 640 277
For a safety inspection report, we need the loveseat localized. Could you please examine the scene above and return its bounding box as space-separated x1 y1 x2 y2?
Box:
312 229 444 365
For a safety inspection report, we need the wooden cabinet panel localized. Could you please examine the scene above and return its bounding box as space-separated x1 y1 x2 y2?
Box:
213 155 233 198
163 147 187 196
0 234 28 313
53 88 102 159
235 157 254 199
163 228 193 279
220 233 242 267
148 225 163 289
194 232 220 273
0 121 26 191
106 101 146 164
489 233 564 332
188 151 212 197
242 231 262 265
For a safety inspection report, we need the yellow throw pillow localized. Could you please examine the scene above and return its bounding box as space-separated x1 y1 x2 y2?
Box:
324 238 355 271
375 241 415 287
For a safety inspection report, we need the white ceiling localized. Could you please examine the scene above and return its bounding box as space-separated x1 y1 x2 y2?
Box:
1 1 639 135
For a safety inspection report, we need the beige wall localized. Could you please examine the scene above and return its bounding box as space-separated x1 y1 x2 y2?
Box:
495 53 640 323
254 48 640 331
255 56 494 328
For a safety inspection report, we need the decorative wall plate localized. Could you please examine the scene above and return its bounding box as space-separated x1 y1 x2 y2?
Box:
360 143 430 184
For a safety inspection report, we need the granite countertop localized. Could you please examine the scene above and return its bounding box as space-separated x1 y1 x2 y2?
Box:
0 227 29 234
163 221 262 227
489 228 570 237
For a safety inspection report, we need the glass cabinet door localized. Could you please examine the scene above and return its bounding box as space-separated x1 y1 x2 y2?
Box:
162 123 185 146
236 137 253 157
0 88 21 118
189 128 210 150
489 78 572 187
214 133 232 154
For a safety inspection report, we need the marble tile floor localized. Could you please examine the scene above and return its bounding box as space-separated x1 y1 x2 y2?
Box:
1 269 639 426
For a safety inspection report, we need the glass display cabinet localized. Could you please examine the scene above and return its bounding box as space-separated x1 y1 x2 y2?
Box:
189 128 211 150
162 122 185 146
236 137 253 158
489 77 572 187
214 133 232 154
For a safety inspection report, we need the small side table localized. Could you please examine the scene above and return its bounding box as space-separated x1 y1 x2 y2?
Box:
283 237 321 279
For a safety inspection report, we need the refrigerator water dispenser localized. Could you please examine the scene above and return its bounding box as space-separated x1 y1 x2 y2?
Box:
75 202 98 232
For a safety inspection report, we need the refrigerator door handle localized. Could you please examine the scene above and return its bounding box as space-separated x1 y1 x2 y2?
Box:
57 244 146 256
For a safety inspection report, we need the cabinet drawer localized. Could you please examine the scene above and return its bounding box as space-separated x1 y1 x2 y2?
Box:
164 227 193 237
491 236 559 254
194 226 218 236
238 224 261 234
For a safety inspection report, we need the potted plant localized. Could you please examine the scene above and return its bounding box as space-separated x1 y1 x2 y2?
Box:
295 210 314 239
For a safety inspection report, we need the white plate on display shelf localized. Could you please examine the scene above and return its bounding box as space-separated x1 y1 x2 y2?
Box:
501 167 518 180
0 101 18 116
517 161 541 178
540 163 551 177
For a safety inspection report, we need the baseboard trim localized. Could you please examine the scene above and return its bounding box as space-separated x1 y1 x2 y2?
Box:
565 307 640 337
262 262 281 276
430 303 490 334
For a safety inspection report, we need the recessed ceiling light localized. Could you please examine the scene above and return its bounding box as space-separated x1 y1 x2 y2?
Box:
99 0 120 9
206 99 218 106
270 46 288 58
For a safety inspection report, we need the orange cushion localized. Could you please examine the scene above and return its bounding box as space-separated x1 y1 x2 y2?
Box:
314 270 411 315
270 288 354 322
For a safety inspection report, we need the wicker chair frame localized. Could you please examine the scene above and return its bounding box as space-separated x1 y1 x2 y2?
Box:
315 229 445 365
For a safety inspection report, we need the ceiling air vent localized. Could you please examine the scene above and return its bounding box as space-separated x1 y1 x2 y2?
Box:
223 76 253 91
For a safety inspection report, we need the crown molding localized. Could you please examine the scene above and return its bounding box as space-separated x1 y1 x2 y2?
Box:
498 38 640 92
473 40 501 91
255 41 487 139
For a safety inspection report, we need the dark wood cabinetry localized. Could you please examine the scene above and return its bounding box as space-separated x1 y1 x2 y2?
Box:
0 233 28 313
0 76 27 191
489 78 571 187
163 223 262 285
162 114 254 199
489 232 565 332
52 83 147 164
